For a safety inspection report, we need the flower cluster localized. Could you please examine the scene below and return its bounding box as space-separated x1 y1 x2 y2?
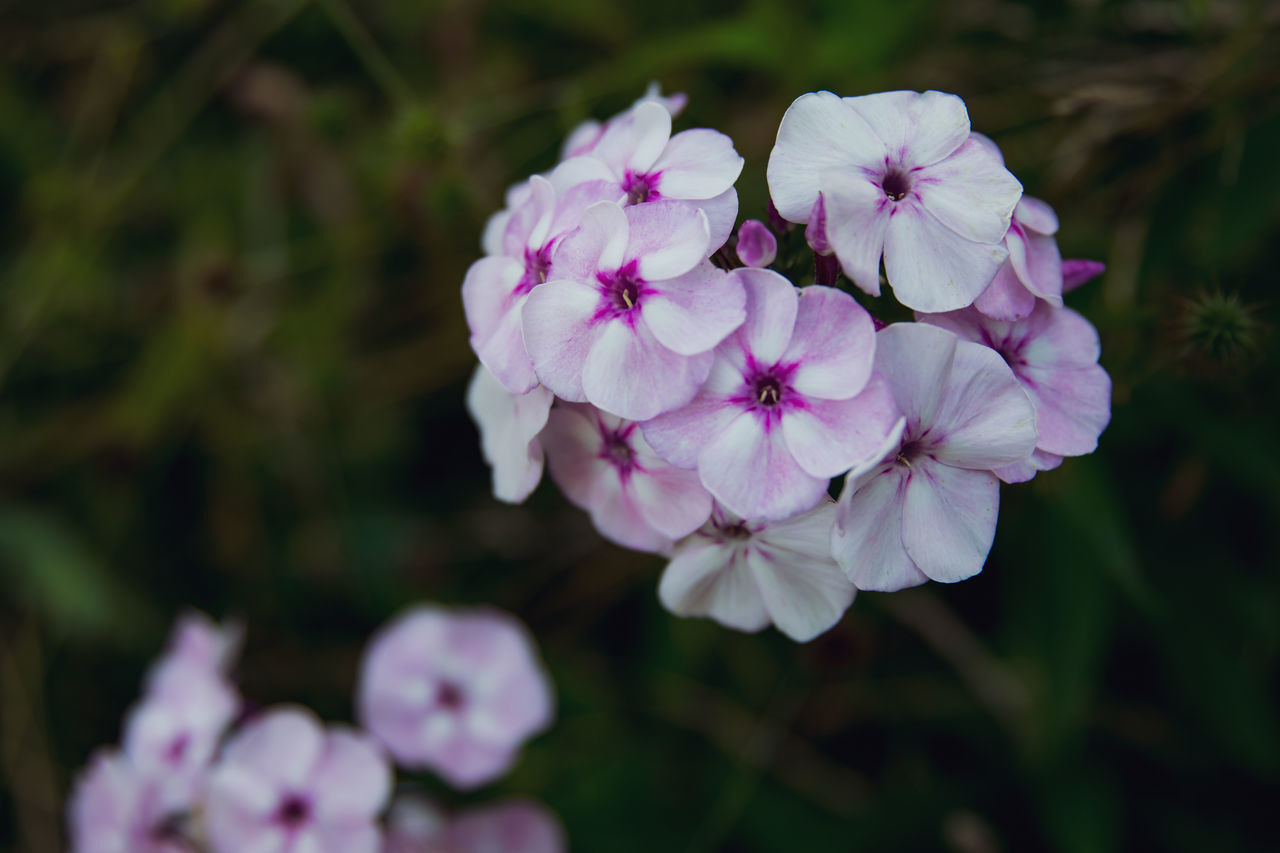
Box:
464 87 1111 643
68 608 560 853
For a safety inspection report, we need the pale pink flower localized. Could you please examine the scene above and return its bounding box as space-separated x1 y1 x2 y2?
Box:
383 795 565 853
561 82 688 159
523 200 745 420
357 606 554 791
204 706 391 853
918 302 1111 483
642 268 901 521
463 171 621 394
735 219 777 268
67 749 195 853
659 501 855 642
767 90 1022 312
541 403 711 553
974 195 1065 321
465 364 553 504
832 322 1038 591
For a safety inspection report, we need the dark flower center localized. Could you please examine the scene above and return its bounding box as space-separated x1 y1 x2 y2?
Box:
611 275 642 311
754 375 783 407
436 680 465 711
276 795 311 829
720 522 752 540
881 169 911 201
623 172 657 205
602 431 635 468
151 812 189 842
164 734 190 764
517 247 552 295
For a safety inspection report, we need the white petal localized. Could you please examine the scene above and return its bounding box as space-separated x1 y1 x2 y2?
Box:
781 373 901 478
929 339 1038 470
643 264 745 356
821 174 892 297
640 383 741 470
844 90 970 169
914 137 1022 243
624 201 710 282
900 459 998 583
832 464 926 591
652 128 744 200
465 366 552 503
781 285 875 399
882 203 1007 313
873 322 958 434
521 280 601 402
582 319 712 420
659 540 770 632
725 268 798 366
593 101 672 175
698 412 827 521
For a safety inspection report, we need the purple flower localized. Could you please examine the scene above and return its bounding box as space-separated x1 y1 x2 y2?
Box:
659 501 855 642
541 403 712 553
832 322 1038 591
767 90 1022 312
204 706 391 853
357 606 554 791
383 795 565 853
918 302 1111 483
735 219 777 268
523 200 746 420
465 364 553 504
463 171 621 394
67 749 195 853
642 268 901 521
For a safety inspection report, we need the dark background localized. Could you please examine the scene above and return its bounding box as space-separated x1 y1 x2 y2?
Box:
2 0 1278 850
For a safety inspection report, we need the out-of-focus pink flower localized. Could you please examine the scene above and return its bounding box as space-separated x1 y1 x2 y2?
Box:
643 268 900 521
357 606 554 791
767 90 1021 312
918 302 1111 483
561 82 688 159
523 200 745 420
735 219 777 268
541 403 711 553
465 364 553 504
204 706 391 853
67 749 195 853
463 171 622 394
659 500 855 642
383 795 566 853
833 322 1038 591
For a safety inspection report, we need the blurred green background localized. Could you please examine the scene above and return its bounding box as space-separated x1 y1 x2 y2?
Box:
2 0 1278 850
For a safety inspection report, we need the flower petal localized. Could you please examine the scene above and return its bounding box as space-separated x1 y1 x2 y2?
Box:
624 201 710 282
781 285 875 399
588 468 673 553
628 462 712 540
522 279 602 402
582 319 712 420
640 380 740 470
821 173 892 297
832 464 926 591
973 261 1037 322
695 188 740 252
914 137 1022 244
782 373 902 478
767 91 884 222
541 405 610 510
725 268 798 367
593 101 672 175
1008 227 1063 304
310 729 391 822
651 128 744 200
873 322 958 434
550 200 629 282
643 264 745 356
928 338 1038 469
220 706 323 788
900 459 998 583
993 448 1064 484
844 89 970 168
698 412 826 521
1062 259 1106 292
882 202 1007 313
749 502 855 642
465 366 552 503
659 540 770 632
1015 195 1059 235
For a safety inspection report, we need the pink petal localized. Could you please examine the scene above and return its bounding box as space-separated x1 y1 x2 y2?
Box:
883 202 1008 313
503 175 557 254
724 268 798 367
447 800 567 853
310 730 391 822
900 459 999 583
822 172 892 297
549 201 629 282
541 405 611 510
993 448 1063 484
642 264 745 356
781 285 875 399
692 188 739 252
651 128 744 200
928 338 1038 470
844 90 970 168
748 503 855 641
521 279 601 402
582 319 712 420
781 373 902 478
1008 227 1063 304
545 155 614 194
766 91 884 222
640 381 740 470
221 706 324 789
629 454 713 539
593 101 672 175
1020 359 1111 457
624 201 710 282
914 137 1022 244
698 412 827 521
873 322 959 432
832 464 926 591
659 539 770 633
465 366 551 504
735 219 777 268
973 261 1037 322
587 466 674 552
1062 259 1106 292
1015 195 1059 235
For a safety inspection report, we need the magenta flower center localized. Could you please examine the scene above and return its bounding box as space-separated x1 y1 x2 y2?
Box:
623 171 659 205
601 429 636 470
275 794 311 830
435 680 466 711
599 261 646 315
517 246 553 296
752 374 784 407
881 169 912 201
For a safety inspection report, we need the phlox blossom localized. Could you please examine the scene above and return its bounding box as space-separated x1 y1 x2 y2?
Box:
659 500 855 642
383 796 565 853
357 606 554 790
68 749 195 853
561 82 687 159
767 90 1022 312
833 322 1038 591
643 268 900 521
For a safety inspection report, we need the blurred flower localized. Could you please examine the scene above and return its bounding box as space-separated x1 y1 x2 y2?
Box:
204 706 391 853
68 749 195 853
643 269 899 521
357 606 554 790
833 322 1037 591
523 200 745 420
541 402 711 552
919 303 1112 483
383 795 565 853
465 364 553 504
768 90 1021 312
659 500 855 642
735 219 777 268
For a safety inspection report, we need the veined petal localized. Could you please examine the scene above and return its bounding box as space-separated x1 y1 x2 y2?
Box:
652 128 744 200
659 541 770 632
624 201 710 281
873 322 958 434
643 264 746 356
522 279 601 402
629 463 713 539
582 319 712 420
551 201 629 282
698 412 826 521
883 202 1007 313
821 172 892 297
844 89 970 168
782 285 875 399
914 137 1022 244
748 538 854 642
726 268 798 366
832 464 925 591
593 101 672 175
767 91 885 222
900 459 998 583
929 339 1038 469
641 387 740 470
781 373 901 477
